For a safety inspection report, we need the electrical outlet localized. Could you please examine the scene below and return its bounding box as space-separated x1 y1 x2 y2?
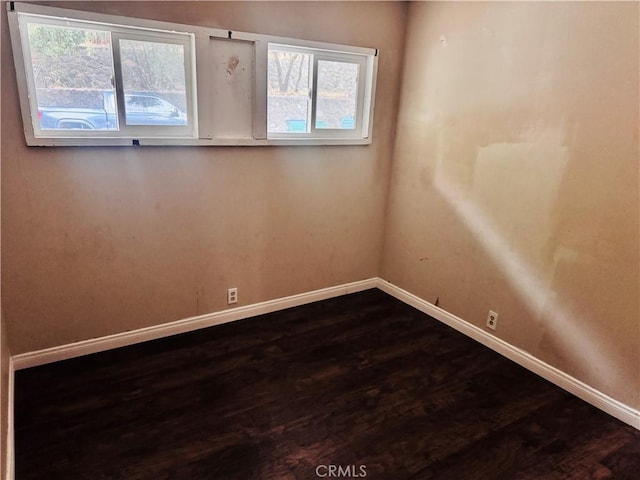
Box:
227 287 238 305
486 310 498 330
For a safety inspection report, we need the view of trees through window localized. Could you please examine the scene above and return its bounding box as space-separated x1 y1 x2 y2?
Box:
267 48 359 133
27 22 188 130
267 50 311 133
316 60 358 130
13 7 375 142
119 39 187 126
28 24 115 111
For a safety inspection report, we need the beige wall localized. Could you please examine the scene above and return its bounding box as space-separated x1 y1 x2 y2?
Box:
381 1 639 408
1 8 6 475
1 1 407 354
1 0 639 449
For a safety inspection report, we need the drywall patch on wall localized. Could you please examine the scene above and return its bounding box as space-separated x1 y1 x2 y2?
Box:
470 125 570 275
429 128 631 393
382 0 639 408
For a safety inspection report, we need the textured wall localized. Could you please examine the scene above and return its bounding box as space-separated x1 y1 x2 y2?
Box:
1 1 407 353
381 1 639 408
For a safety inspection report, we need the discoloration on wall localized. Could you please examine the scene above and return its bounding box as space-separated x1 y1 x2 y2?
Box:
1 1 408 353
226 55 240 76
382 1 639 408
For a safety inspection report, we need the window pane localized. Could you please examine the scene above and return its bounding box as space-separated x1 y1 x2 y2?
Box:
316 60 359 130
267 49 311 133
27 23 117 131
119 39 188 126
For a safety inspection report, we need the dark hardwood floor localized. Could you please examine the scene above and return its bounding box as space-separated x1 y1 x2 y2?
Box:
15 289 640 479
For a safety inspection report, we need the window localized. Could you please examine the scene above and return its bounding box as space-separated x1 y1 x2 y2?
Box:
267 44 369 139
15 10 196 140
8 3 377 146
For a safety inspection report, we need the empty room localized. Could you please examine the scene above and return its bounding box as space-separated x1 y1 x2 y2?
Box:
1 1 638 478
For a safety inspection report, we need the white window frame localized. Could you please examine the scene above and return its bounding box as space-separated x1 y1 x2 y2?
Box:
110 29 197 139
267 44 369 140
7 2 378 147
13 8 197 142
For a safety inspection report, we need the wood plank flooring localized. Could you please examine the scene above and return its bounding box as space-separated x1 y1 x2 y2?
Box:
15 289 640 479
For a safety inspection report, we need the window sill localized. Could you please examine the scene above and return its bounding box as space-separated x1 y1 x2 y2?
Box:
24 136 373 147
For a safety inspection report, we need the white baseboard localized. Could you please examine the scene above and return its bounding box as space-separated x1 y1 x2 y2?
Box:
377 279 640 430
9 276 639 439
6 359 14 480
12 278 378 371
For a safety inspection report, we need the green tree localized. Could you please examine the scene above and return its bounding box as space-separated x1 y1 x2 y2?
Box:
120 40 185 92
28 24 112 90
28 24 87 57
